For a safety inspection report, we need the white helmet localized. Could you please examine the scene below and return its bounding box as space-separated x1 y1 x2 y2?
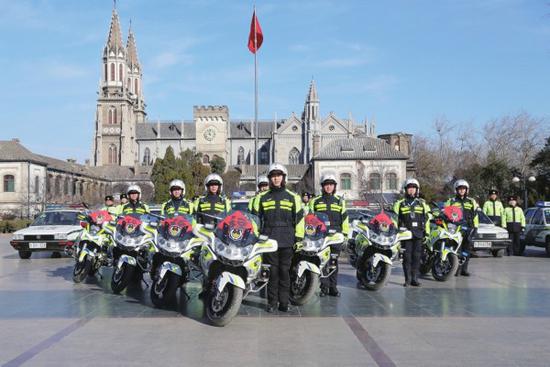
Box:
403 178 420 190
320 173 337 186
169 179 186 195
204 173 223 191
267 163 288 177
127 184 141 195
257 175 269 186
454 179 469 191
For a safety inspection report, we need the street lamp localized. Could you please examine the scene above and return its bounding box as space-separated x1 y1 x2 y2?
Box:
512 175 536 209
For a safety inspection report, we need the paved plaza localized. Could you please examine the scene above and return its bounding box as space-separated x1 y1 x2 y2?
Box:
1 233 550 366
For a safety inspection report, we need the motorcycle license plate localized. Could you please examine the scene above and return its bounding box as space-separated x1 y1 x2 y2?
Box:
29 242 47 249
474 241 491 249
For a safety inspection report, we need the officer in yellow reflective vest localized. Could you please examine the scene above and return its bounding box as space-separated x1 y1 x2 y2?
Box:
248 175 269 212
393 178 431 287
504 195 526 256
252 163 304 313
121 185 150 217
161 180 193 218
483 189 505 227
101 195 119 217
308 173 348 296
115 193 128 216
193 174 231 226
445 179 479 277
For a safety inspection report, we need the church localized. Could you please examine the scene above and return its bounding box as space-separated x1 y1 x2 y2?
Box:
91 7 415 198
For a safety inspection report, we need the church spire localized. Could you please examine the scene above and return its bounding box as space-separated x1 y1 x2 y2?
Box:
126 22 140 68
307 78 319 102
105 6 124 52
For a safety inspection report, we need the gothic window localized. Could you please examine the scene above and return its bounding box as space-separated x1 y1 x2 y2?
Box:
369 173 381 191
104 64 108 82
108 109 113 124
119 64 123 81
260 146 269 164
127 78 131 91
108 145 118 165
3 175 14 192
34 176 39 194
203 154 210 164
113 108 117 124
142 148 151 166
386 173 398 190
135 79 139 96
110 63 115 81
288 147 300 165
237 146 245 165
340 173 352 190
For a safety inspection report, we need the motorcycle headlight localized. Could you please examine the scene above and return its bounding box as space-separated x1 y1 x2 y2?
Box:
447 223 458 235
214 238 251 261
372 234 395 247
159 238 189 253
303 238 324 252
54 233 67 240
13 233 24 240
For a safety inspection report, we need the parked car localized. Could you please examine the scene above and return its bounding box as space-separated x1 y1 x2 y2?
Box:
472 209 511 257
10 210 83 259
521 201 550 256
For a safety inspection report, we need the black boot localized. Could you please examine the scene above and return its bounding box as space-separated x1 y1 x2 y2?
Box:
461 258 470 276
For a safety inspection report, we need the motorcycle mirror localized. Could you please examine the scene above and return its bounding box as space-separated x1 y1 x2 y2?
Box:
361 218 370 224
204 223 215 230
328 229 336 234
150 221 158 227
259 234 268 241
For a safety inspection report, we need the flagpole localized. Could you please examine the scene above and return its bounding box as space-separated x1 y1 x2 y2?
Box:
254 6 259 183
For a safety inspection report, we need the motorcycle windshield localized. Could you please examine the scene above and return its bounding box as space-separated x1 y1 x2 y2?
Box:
116 215 144 237
215 210 259 248
304 212 329 240
160 215 194 241
368 212 397 236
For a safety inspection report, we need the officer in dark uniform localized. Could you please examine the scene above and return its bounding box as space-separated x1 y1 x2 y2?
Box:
393 178 431 287
504 195 526 256
193 174 231 226
121 185 150 217
252 163 304 313
308 173 349 296
445 179 479 276
161 179 193 218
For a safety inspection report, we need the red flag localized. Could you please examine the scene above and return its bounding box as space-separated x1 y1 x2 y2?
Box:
248 10 263 54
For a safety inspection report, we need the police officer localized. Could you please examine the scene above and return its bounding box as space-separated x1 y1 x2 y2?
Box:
252 163 304 313
504 195 526 256
101 195 119 217
483 189 505 227
309 173 349 296
445 179 479 276
193 174 231 225
248 175 269 212
393 179 431 287
116 193 128 215
121 185 150 217
161 180 193 218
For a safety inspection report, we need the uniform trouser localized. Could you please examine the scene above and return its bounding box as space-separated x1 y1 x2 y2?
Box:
264 247 293 306
402 238 422 283
460 230 474 273
510 232 522 255
321 244 342 290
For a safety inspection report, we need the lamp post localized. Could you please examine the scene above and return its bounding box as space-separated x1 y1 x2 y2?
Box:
512 175 536 209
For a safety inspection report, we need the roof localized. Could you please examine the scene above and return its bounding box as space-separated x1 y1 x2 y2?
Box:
0 140 44 163
313 137 409 160
230 120 281 139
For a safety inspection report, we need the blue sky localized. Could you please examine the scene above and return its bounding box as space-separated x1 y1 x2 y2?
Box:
1 0 549 162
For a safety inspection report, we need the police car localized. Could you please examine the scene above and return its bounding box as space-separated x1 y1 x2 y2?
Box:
521 201 550 256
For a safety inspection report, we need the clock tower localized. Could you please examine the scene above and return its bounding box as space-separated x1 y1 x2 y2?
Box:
194 105 229 165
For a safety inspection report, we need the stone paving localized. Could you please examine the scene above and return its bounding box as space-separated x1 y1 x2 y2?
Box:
1 234 550 366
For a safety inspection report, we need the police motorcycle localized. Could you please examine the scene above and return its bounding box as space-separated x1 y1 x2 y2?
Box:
150 214 203 308
348 209 412 291
110 213 159 294
71 210 115 283
290 212 345 305
195 210 277 327
419 205 465 281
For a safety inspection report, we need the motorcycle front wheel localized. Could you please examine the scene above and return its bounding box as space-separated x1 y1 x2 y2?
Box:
419 249 432 275
206 284 243 327
111 262 134 294
290 270 319 305
432 252 458 282
72 256 93 283
358 260 391 291
151 272 180 308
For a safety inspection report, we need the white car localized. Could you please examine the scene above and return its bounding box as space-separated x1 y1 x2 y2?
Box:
472 209 511 257
10 210 83 259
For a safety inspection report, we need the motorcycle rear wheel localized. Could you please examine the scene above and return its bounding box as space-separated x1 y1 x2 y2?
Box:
290 271 319 305
432 253 458 282
73 256 93 283
206 284 243 327
111 263 134 294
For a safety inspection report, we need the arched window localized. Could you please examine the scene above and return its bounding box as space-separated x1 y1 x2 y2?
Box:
288 147 300 165
386 173 398 190
119 64 123 81
108 145 118 165
127 78 131 91
203 154 210 164
112 108 117 124
237 146 245 165
369 173 381 191
142 148 151 166
104 64 108 82
108 109 113 124
260 146 269 164
34 176 39 194
340 173 352 190
135 79 139 96
110 63 115 81
3 175 14 192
